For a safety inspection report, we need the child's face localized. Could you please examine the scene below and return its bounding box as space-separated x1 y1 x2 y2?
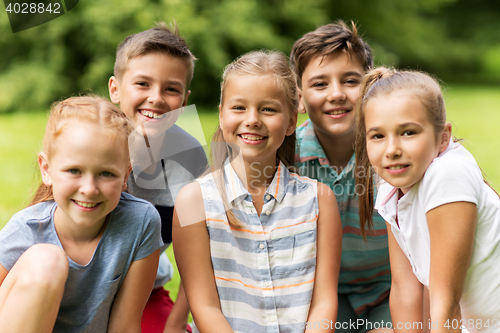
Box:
109 52 190 131
364 93 448 194
219 74 296 166
39 122 130 232
299 52 364 140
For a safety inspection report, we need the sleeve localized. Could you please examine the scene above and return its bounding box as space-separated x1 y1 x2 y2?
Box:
0 214 34 271
134 204 164 261
421 153 482 213
193 145 209 178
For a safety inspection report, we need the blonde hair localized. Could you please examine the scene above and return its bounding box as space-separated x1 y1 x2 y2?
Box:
355 67 447 238
113 21 196 90
213 50 298 228
30 95 132 206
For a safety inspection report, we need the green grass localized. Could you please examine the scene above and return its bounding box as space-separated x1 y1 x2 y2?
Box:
1 85 499 298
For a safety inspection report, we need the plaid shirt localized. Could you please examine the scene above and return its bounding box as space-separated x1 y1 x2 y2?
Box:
296 120 391 315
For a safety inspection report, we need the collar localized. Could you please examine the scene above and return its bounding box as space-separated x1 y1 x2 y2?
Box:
296 120 356 176
223 160 290 205
296 120 328 164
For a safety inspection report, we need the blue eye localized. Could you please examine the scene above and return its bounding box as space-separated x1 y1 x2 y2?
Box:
67 169 80 175
100 171 114 177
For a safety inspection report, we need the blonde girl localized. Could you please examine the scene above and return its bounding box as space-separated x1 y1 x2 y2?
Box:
173 50 342 333
355 68 500 332
0 96 162 333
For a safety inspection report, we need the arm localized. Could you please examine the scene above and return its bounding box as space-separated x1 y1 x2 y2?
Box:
172 182 234 333
305 183 342 332
107 249 160 333
427 202 476 332
163 281 191 333
387 222 425 333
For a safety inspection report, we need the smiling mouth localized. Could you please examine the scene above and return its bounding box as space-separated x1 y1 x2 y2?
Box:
386 165 409 170
139 110 166 119
74 200 100 208
326 109 350 116
238 134 267 141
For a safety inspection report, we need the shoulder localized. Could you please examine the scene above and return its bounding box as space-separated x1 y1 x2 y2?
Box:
114 192 160 223
174 181 206 227
288 171 318 193
419 143 483 211
7 201 55 227
176 180 203 203
422 143 482 189
317 181 336 204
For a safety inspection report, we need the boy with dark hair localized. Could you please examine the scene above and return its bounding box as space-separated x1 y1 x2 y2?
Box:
291 21 392 332
109 22 207 333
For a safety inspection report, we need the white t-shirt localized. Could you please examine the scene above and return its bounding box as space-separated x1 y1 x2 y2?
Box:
375 141 500 329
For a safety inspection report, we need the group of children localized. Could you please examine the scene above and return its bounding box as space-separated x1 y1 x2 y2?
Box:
0 18 499 333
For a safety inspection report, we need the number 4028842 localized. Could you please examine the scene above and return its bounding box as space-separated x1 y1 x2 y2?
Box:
5 3 61 14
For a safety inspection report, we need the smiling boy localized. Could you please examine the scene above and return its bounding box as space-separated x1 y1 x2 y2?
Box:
291 21 392 332
109 22 207 333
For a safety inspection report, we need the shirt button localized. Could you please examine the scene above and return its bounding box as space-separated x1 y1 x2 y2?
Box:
265 194 271 200
265 210 271 216
259 242 265 249
268 315 277 322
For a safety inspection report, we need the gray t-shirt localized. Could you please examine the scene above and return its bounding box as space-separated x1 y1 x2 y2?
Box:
0 192 163 333
127 124 208 288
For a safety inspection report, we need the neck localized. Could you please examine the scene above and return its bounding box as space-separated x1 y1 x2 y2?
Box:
230 154 277 197
54 207 108 244
314 128 355 170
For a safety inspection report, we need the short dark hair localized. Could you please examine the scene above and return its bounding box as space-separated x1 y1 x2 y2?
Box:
114 21 196 90
290 20 373 86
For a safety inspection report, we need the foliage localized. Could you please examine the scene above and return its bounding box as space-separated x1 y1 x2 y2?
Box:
0 0 499 112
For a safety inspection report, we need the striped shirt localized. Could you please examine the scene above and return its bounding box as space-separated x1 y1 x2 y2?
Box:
296 120 391 316
196 161 318 333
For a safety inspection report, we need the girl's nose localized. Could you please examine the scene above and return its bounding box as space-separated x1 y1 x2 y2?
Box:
244 109 261 127
385 137 402 158
327 82 347 103
79 175 99 197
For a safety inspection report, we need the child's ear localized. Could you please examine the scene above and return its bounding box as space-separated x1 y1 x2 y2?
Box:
122 165 132 191
108 76 121 104
438 122 452 153
38 152 52 186
297 86 306 114
286 110 298 136
182 90 191 107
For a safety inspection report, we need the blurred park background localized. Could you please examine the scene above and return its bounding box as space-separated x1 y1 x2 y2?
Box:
1 0 500 297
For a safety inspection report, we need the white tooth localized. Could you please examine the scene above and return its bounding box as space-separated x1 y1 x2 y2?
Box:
76 201 98 208
242 135 264 141
328 110 347 115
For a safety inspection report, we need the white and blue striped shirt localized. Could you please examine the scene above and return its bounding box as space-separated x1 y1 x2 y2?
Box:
196 161 318 333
